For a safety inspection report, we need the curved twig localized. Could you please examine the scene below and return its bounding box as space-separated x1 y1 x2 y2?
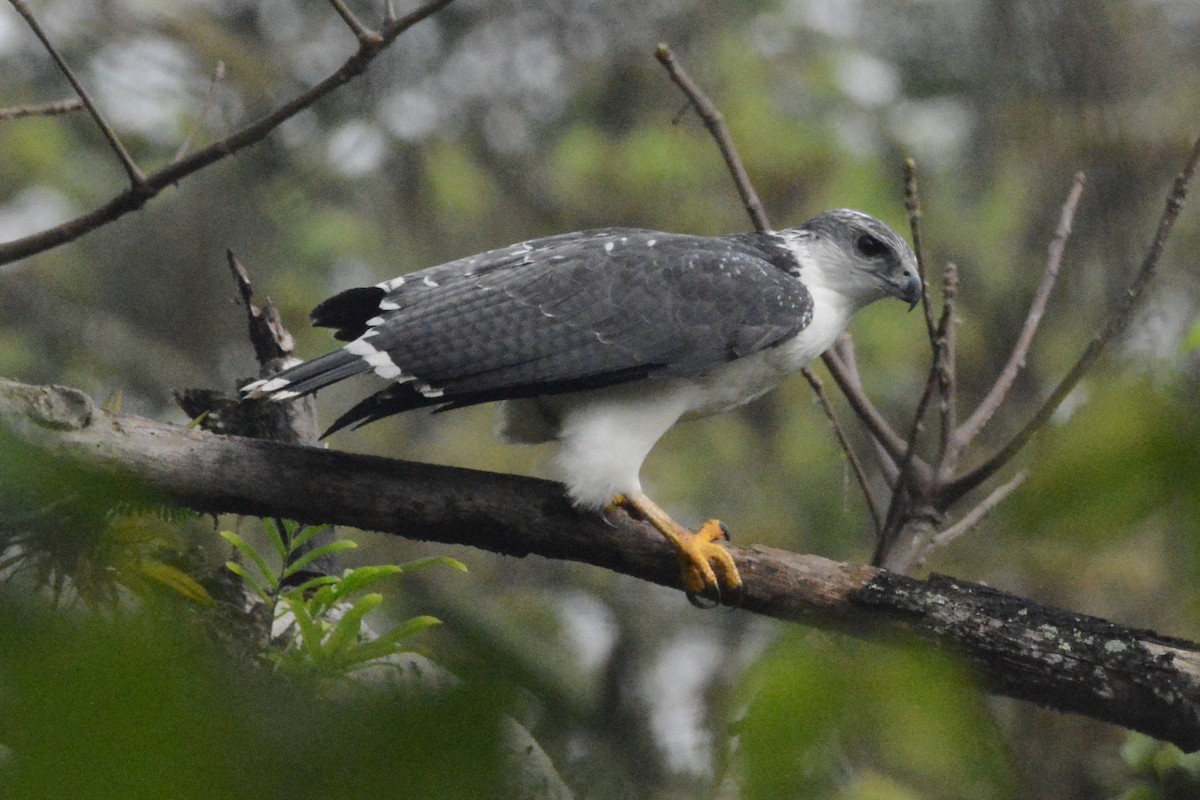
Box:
172 61 227 164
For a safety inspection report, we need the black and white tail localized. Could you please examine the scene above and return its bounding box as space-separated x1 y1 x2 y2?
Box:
241 349 372 400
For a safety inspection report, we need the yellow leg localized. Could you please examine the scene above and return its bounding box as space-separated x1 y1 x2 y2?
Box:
610 492 743 607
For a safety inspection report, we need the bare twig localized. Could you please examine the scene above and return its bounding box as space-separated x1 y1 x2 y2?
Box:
801 367 883 532
820 348 911 466
904 159 937 345
930 471 1027 552
873 365 940 567
944 135 1200 504
381 0 454 39
654 44 772 233
8 0 146 186
172 61 226 164
948 173 1085 469
328 0 383 44
934 262 959 476
871 161 949 567
0 0 457 268
0 97 83 120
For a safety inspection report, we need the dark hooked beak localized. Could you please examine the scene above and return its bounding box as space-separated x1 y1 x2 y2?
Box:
899 272 922 310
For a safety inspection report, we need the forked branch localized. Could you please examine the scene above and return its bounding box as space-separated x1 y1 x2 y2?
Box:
946 173 1085 471
7 0 145 186
943 135 1200 505
0 0 457 269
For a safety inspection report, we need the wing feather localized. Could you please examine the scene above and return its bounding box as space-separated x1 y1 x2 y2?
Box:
255 228 813 429
368 230 811 395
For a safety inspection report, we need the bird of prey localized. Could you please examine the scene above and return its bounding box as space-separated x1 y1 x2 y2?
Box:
243 210 920 605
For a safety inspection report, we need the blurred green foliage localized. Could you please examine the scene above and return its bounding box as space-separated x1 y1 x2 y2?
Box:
736 634 1014 799
2 0 1200 797
0 602 513 800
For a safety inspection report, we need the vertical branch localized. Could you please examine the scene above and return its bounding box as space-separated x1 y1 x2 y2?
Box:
904 159 937 344
870 161 946 566
873 364 939 565
934 263 959 476
8 0 146 186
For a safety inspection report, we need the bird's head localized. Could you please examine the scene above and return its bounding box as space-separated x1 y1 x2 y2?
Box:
785 209 921 311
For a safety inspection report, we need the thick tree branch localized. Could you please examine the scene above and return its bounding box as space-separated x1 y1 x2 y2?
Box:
2 375 1199 751
0 0 455 268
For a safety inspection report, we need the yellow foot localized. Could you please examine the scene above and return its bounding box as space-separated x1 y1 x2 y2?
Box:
610 493 744 608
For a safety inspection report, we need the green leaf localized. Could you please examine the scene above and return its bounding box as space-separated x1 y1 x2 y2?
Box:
219 531 278 590
223 561 271 605
343 616 442 667
323 593 384 656
325 565 403 602
281 539 358 580
283 597 326 656
134 560 215 606
265 520 289 562
288 574 341 596
397 555 469 575
286 523 329 554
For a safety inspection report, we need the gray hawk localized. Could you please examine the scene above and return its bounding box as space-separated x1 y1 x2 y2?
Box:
243 209 920 605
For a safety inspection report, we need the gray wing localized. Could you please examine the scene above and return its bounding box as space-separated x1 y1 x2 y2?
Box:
252 229 813 432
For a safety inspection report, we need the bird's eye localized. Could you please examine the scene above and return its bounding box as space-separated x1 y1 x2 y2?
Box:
855 233 888 258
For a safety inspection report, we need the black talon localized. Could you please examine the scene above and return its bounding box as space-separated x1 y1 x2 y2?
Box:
727 581 746 609
687 585 721 609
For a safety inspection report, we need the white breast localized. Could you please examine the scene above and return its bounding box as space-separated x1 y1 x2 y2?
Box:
679 283 859 419
496 284 862 509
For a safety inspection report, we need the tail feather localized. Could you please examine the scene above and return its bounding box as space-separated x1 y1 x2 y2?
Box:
322 383 439 438
242 350 371 399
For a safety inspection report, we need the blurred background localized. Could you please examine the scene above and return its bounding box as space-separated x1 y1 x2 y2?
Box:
2 0 1200 797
